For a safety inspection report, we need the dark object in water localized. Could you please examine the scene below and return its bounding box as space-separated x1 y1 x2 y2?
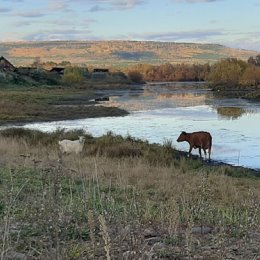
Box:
95 96 109 102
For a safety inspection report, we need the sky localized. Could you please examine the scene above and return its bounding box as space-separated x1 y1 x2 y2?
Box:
1 0 260 51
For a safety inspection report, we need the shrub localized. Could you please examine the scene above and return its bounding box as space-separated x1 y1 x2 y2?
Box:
62 67 86 84
206 58 248 88
127 70 144 83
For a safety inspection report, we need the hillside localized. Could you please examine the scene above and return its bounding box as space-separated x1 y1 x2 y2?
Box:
0 41 259 68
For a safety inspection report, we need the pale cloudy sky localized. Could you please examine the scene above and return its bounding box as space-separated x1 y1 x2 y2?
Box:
1 0 260 51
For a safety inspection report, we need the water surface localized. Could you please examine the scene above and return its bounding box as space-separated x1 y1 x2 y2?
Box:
22 83 260 169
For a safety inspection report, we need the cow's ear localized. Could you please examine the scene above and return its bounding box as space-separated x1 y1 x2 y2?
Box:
182 131 186 135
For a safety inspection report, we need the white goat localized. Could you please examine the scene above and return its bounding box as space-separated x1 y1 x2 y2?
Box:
58 136 85 154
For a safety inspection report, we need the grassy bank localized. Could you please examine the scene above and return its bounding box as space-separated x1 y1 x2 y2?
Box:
0 129 259 259
0 85 130 124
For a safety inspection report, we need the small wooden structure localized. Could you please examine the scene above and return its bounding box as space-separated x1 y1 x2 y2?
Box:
0 56 15 71
49 67 65 75
15 67 38 75
93 68 109 73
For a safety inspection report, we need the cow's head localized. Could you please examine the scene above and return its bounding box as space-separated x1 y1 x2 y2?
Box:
177 131 187 142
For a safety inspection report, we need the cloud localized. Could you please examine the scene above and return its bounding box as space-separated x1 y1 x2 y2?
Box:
170 0 222 3
48 0 74 12
84 18 97 24
67 0 107 2
49 0 68 11
89 0 146 11
219 32 260 51
11 11 96 30
89 5 107 12
0 8 11 13
13 10 46 18
62 0 147 11
209 20 219 24
130 30 224 41
2 0 24 2
23 29 92 41
14 21 32 27
112 0 146 9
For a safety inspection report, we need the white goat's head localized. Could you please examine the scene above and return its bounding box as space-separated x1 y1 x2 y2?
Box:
79 136 86 143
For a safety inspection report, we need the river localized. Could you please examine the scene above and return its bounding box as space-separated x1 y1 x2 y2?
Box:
22 82 260 169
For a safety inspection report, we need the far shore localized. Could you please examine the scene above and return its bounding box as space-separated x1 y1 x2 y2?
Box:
0 80 259 126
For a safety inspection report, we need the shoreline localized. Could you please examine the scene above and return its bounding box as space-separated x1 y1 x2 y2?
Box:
0 106 129 128
160 147 260 177
1 83 259 174
0 124 259 177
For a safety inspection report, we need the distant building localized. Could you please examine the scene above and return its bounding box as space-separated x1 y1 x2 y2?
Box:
15 67 38 75
0 56 15 71
49 67 65 75
93 68 109 73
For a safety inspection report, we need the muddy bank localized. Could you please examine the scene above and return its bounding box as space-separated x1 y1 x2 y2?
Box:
0 87 137 126
186 152 260 178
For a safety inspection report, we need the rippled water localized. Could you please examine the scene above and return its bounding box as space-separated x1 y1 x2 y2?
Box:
22 82 260 169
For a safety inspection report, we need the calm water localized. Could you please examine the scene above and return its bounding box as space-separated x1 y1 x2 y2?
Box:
22 83 260 169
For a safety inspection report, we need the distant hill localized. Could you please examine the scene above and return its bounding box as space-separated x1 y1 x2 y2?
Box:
0 41 259 68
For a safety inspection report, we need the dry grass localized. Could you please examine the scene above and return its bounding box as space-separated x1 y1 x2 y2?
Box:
0 129 260 259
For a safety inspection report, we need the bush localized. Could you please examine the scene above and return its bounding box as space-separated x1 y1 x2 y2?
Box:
62 67 86 84
83 132 142 158
127 70 144 83
206 58 250 88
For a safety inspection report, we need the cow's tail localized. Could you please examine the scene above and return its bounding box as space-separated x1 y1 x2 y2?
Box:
208 134 212 160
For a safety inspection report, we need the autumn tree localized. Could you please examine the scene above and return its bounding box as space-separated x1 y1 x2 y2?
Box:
62 66 85 84
206 58 247 88
125 63 210 82
127 70 144 83
240 65 260 87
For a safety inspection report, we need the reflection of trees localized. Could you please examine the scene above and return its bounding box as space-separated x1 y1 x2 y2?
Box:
157 93 204 101
156 93 206 107
217 107 246 120
212 90 247 99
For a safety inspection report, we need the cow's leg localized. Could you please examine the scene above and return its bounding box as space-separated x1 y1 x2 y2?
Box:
188 146 193 157
199 147 202 158
203 148 207 158
208 147 211 160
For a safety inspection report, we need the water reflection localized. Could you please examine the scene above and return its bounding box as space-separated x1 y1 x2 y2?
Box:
217 107 247 120
100 86 211 111
10 83 260 169
157 93 205 101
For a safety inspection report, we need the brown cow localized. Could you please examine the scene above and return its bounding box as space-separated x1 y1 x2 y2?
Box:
177 131 212 159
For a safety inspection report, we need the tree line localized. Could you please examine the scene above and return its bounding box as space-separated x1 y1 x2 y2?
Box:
29 55 260 88
125 63 210 82
125 55 260 88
